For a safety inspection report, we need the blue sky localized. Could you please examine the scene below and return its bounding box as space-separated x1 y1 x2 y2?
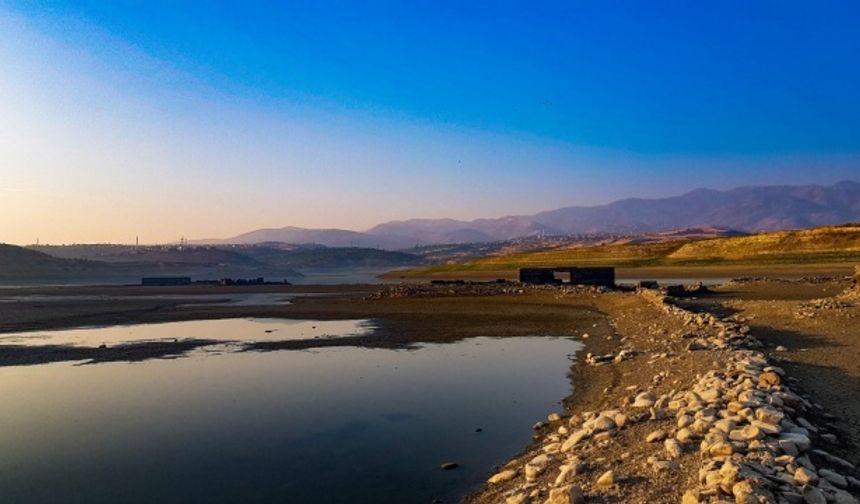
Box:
1 1 858 243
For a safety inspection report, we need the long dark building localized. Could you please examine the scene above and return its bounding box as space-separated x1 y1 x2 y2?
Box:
141 276 192 286
519 267 615 287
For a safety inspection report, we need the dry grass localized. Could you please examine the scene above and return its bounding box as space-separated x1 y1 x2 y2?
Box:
403 225 860 275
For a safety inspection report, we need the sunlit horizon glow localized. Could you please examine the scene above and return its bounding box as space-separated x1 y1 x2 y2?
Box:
1 2 859 245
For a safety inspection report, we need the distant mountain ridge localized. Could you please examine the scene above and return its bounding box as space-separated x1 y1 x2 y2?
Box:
200 181 860 249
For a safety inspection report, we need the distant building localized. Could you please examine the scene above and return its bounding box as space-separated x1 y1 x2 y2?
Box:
141 276 192 286
519 267 615 287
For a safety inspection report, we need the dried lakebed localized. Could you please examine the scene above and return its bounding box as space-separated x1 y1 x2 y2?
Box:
0 318 583 504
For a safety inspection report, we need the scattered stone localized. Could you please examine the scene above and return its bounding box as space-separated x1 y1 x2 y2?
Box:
665 438 683 458
561 430 589 452
794 466 818 485
819 468 848 488
677 428 697 444
632 391 657 408
525 454 550 481
595 470 615 488
487 469 517 484
802 485 827 504
506 493 529 504
759 370 781 387
682 490 700 504
544 485 585 504
592 415 616 432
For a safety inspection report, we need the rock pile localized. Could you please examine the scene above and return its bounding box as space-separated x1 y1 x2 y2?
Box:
640 291 764 352
837 266 860 301
649 294 859 503
365 282 609 300
585 348 637 366
795 298 854 319
675 354 858 503
478 290 859 504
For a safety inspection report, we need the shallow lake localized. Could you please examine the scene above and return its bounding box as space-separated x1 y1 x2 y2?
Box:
0 319 581 504
0 318 373 346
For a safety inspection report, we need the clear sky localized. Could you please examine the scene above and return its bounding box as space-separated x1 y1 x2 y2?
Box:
1 1 858 244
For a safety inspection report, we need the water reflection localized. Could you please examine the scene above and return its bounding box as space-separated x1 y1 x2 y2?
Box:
0 331 581 504
0 318 373 347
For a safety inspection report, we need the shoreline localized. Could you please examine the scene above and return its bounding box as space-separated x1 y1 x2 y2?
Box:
466 280 860 504
0 281 859 502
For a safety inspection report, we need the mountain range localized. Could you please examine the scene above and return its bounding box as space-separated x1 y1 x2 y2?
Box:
198 181 860 249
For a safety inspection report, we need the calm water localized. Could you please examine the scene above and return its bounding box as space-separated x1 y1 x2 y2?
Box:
0 319 581 504
0 318 373 346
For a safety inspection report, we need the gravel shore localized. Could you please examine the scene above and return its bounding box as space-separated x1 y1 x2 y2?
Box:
467 279 860 504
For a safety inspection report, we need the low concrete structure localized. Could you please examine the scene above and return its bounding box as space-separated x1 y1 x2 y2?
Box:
519 267 615 287
141 276 192 286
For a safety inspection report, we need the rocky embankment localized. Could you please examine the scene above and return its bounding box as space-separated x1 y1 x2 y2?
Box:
468 287 859 504
365 282 610 299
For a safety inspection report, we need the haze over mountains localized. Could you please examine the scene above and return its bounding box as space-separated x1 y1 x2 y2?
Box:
202 181 860 249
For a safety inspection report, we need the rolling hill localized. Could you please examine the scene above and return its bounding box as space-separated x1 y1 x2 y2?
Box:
0 244 111 281
402 224 860 274
196 226 415 249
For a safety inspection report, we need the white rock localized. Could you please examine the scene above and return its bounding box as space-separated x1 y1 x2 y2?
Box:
544 485 584 504
665 438 683 458
561 429 589 452
591 415 616 432
595 470 615 487
676 427 697 444
755 407 784 425
632 391 657 408
794 466 818 485
506 493 528 504
488 469 517 484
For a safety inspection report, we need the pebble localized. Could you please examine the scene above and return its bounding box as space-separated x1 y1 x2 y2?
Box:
506 493 528 504
595 470 615 488
525 454 550 481
632 391 657 408
665 438 683 458
676 427 697 444
794 467 818 485
819 468 848 488
592 415 616 432
488 469 517 484
682 490 701 504
802 485 827 504
544 485 585 504
561 429 589 452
